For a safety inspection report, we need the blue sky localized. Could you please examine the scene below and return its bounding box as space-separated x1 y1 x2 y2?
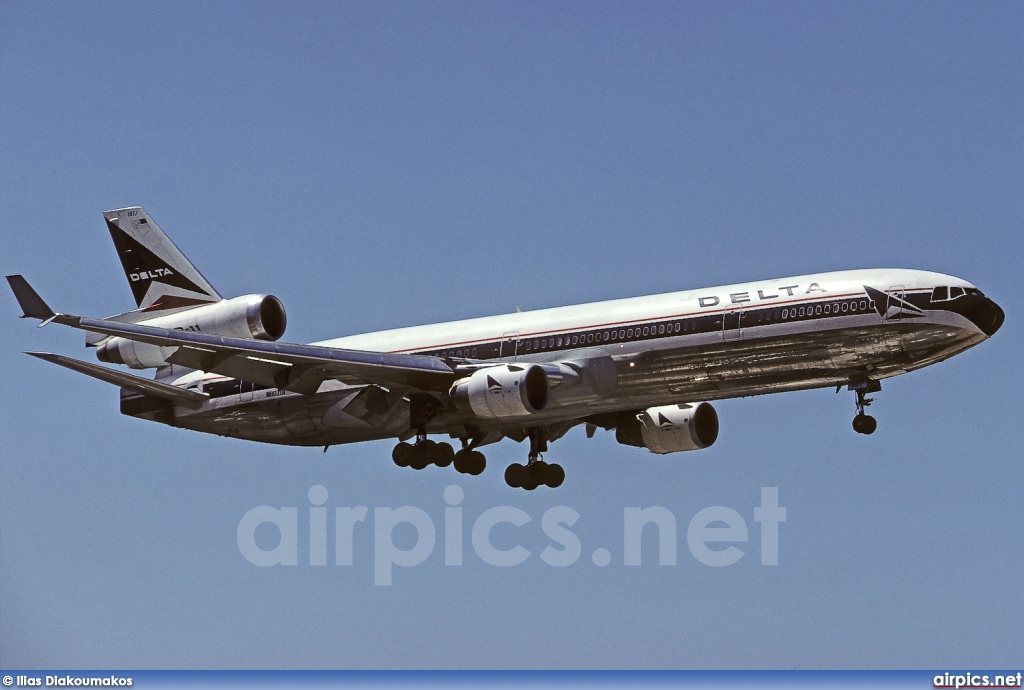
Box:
1 1 1022 669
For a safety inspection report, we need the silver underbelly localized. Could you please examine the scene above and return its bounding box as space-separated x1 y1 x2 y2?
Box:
172 321 984 445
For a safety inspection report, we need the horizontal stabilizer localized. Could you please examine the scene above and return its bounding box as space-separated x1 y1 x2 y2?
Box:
26 352 208 406
6 275 56 320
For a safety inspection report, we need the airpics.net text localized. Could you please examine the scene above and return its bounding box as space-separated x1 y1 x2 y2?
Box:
237 486 787 586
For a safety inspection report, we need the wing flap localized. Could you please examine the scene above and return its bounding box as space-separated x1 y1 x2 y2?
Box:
163 347 288 389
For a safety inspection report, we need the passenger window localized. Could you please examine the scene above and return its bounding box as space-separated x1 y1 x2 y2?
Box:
782 309 788 318
627 329 633 338
815 305 822 315
533 340 539 349
556 337 563 347
471 348 478 357
604 331 610 340
859 301 867 310
798 307 805 317
931 286 948 301
587 333 594 343
572 335 578 345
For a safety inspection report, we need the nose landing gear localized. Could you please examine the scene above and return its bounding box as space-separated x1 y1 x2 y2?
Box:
847 380 881 435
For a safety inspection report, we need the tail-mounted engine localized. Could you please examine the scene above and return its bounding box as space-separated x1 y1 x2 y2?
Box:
449 363 549 419
615 402 719 454
96 294 286 369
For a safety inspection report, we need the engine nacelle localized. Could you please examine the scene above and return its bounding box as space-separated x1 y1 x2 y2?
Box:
615 402 719 454
96 294 287 369
97 339 179 369
450 364 549 419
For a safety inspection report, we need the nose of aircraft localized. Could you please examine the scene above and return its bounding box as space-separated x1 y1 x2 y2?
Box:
968 296 1004 336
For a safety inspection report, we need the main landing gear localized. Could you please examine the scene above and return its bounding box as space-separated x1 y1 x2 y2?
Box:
391 434 485 475
847 380 881 435
395 395 486 475
504 428 565 490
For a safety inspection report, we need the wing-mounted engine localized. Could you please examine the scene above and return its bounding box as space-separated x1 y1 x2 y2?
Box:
449 363 549 419
615 402 719 454
96 294 287 369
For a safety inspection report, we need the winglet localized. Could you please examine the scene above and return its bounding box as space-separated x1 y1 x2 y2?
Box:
6 275 56 321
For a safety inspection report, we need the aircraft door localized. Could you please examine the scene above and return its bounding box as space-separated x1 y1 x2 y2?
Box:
500 332 519 361
885 285 907 320
240 380 255 402
722 306 743 340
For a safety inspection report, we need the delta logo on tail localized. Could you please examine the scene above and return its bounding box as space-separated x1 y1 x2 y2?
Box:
106 219 216 307
863 285 924 320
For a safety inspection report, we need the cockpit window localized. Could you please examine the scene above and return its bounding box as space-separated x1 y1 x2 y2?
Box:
932 286 968 302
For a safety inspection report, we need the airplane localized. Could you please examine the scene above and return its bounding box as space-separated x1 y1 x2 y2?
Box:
6 206 1004 490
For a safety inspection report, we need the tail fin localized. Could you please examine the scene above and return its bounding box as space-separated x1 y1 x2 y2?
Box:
103 207 221 311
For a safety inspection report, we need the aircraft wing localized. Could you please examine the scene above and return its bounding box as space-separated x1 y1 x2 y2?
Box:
7 273 456 394
26 351 209 406
74 316 457 392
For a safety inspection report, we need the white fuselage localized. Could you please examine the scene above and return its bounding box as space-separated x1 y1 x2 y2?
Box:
166 268 999 447
316 268 972 356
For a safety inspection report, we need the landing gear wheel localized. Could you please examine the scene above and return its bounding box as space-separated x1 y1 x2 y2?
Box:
520 462 542 491
434 442 455 467
454 449 486 475
504 463 526 488
467 450 486 476
847 380 881 436
453 449 471 474
392 442 413 468
409 440 435 470
853 414 877 435
524 466 540 489
544 463 565 488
